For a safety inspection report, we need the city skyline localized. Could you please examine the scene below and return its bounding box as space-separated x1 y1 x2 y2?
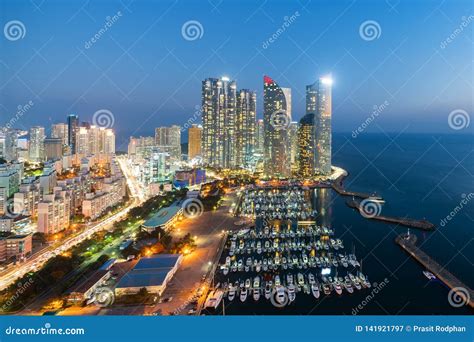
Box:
1 0 472 148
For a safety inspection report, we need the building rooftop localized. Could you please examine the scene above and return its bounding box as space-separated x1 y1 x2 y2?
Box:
142 205 182 229
115 254 182 289
68 269 109 294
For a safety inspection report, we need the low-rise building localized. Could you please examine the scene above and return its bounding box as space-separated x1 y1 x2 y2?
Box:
141 204 182 233
115 254 182 296
67 269 110 303
0 233 32 262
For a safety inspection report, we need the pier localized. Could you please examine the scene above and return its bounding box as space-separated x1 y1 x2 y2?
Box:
396 234 474 309
346 200 435 231
332 176 382 200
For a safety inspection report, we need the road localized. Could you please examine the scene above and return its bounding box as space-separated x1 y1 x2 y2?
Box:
0 156 145 291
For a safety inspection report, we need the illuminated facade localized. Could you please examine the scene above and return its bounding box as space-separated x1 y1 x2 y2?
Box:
235 89 257 167
154 125 181 161
263 75 291 178
201 77 237 168
28 126 45 162
308 77 332 175
67 114 79 154
297 113 315 178
188 124 202 160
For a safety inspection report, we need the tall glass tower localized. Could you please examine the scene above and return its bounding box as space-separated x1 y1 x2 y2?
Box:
263 75 291 178
201 77 237 169
235 89 256 168
307 77 332 175
67 114 79 154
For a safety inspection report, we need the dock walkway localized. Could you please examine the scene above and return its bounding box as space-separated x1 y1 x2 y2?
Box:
396 234 474 309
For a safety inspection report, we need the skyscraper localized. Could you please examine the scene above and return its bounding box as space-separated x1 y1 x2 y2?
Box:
188 124 202 160
297 113 315 178
51 123 69 147
263 75 291 178
154 126 181 161
288 121 299 173
28 126 45 162
235 89 257 167
256 119 264 155
309 77 332 175
0 128 17 162
67 114 79 154
201 77 237 169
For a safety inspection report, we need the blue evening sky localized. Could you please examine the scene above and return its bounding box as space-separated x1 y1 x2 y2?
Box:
1 0 473 148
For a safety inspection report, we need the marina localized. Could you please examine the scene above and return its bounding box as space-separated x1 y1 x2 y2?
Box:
204 186 371 313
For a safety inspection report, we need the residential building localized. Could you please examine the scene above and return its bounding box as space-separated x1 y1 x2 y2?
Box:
154 126 181 161
297 113 315 178
201 77 237 168
28 126 45 162
187 124 202 160
37 190 71 235
51 123 69 146
263 75 292 178
44 138 63 160
235 89 257 167
67 114 79 154
0 233 33 262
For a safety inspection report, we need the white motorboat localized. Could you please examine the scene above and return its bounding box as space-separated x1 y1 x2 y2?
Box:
297 273 304 286
274 286 286 306
240 286 248 302
264 281 272 299
334 281 343 295
228 285 236 301
204 289 224 308
308 273 316 284
275 275 281 286
311 283 320 298
288 284 296 302
245 278 251 288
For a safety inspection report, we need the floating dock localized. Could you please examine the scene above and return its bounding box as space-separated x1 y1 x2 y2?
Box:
396 234 474 309
346 200 435 231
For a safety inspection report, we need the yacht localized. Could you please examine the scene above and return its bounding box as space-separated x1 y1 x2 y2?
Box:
222 265 229 275
253 276 260 289
264 281 272 299
311 283 320 298
308 273 316 285
228 285 236 301
322 283 332 295
253 287 260 301
286 274 294 285
288 284 296 302
275 275 281 286
297 273 305 286
334 280 343 295
240 286 248 302
245 278 251 288
204 289 224 308
275 286 286 306
344 277 354 293
423 270 436 280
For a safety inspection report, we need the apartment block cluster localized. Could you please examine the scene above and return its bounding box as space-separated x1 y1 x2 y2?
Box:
0 114 123 263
